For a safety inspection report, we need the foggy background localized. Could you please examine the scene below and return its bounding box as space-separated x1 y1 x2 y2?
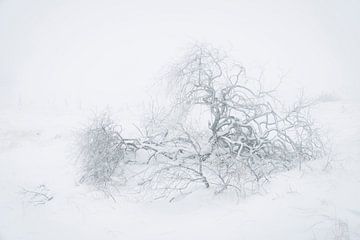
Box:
1 0 359 109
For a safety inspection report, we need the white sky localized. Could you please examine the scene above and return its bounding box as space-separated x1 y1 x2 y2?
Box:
1 0 359 108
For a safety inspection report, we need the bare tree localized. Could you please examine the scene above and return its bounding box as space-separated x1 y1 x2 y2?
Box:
77 44 324 199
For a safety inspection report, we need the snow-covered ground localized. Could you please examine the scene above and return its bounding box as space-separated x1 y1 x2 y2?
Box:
0 100 359 240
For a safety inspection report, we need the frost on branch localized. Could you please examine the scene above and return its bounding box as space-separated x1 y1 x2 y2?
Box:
77 45 324 199
77 113 137 192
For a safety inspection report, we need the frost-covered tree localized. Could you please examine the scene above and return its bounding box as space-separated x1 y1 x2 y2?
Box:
77 45 324 199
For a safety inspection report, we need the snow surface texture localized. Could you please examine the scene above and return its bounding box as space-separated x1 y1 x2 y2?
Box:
0 100 359 240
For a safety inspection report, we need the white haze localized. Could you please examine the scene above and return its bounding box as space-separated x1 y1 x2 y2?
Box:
1 1 360 239
1 0 359 109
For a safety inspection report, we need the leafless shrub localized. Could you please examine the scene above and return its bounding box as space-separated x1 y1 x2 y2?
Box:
312 215 351 240
77 112 137 192
331 218 350 240
77 45 325 199
20 185 53 206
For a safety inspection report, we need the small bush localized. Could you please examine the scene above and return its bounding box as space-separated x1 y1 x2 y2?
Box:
77 112 127 191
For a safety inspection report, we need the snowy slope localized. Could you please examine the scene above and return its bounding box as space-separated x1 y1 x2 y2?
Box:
0 100 359 240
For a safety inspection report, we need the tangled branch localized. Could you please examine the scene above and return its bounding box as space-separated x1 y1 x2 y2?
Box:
77 45 324 199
